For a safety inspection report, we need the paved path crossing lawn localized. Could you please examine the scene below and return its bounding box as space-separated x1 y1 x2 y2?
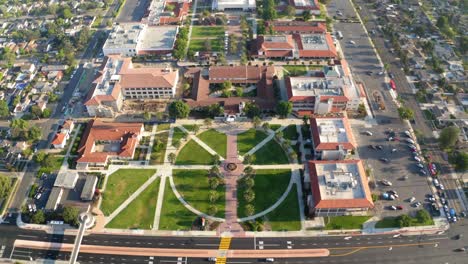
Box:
159 179 199 231
237 169 291 218
197 129 227 158
237 129 268 155
106 178 160 229
172 127 187 147
175 140 214 165
101 169 156 216
251 139 289 165
172 169 225 218
265 187 301 231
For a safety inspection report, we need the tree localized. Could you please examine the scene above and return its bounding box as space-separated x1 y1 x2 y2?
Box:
302 115 310 126
243 189 255 203
244 166 255 177
208 205 218 216
169 101 190 118
193 124 200 134
0 173 11 199
416 209 431 224
29 126 42 142
209 166 220 177
143 111 151 121
449 151 468 171
60 7 73 19
30 106 42 119
303 10 312 21
397 106 414 120
62 206 80 226
168 153 176 164
275 131 284 140
42 108 51 118
252 116 261 128
263 0 277 20
243 154 253 164
397 214 412 227
172 140 180 149
235 87 243 97
245 204 255 216
0 101 9 118
209 190 219 203
439 126 460 149
222 81 232 91
31 211 45 224
285 6 296 17
244 102 261 118
276 101 293 118
207 104 224 117
290 151 298 162
212 155 221 165
204 118 213 128
34 151 47 164
209 177 220 189
262 122 270 131
243 177 254 189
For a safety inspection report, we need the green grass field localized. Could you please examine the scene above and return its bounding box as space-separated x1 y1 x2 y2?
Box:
282 125 299 140
106 178 160 229
251 139 289 165
150 132 168 165
191 26 225 38
375 214 434 228
197 129 227 158
100 169 156 216
189 38 223 52
265 187 301 231
324 216 371 230
238 169 291 218
172 170 225 218
156 123 171 131
237 129 268 155
159 179 198 230
270 124 282 131
175 140 214 165
283 65 308 77
172 127 187 147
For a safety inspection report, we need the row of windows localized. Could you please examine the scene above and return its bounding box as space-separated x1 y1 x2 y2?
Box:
124 91 172 95
124 87 171 90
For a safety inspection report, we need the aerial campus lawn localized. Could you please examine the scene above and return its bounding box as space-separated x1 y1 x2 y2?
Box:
106 178 160 229
100 169 156 216
175 140 214 165
237 129 268 155
197 129 227 158
264 187 301 231
191 26 225 38
251 139 289 165
270 124 282 131
172 127 187 147
159 179 198 230
150 131 168 165
282 65 308 77
375 214 434 228
172 170 225 218
189 38 224 52
156 123 171 132
237 169 291 218
324 216 371 230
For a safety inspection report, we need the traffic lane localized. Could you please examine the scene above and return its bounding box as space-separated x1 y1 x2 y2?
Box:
327 0 356 18
82 235 221 249
115 0 150 22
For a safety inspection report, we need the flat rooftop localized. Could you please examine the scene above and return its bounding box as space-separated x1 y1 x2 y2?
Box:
300 34 330 50
103 23 144 50
315 162 365 200
264 35 289 43
288 76 345 97
138 26 178 51
147 0 166 25
316 118 349 143
94 58 123 97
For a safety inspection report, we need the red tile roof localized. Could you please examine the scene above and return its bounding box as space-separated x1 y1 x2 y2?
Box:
265 21 327 34
308 160 374 210
77 120 143 164
51 133 66 145
310 114 356 151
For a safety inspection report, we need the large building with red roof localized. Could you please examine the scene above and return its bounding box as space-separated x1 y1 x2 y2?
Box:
85 56 178 117
309 114 356 160
252 33 337 60
184 65 277 118
76 120 144 170
265 21 327 34
308 160 374 216
286 62 363 115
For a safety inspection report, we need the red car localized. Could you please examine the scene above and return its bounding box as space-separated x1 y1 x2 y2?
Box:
389 79 396 90
396 205 404 210
428 163 437 176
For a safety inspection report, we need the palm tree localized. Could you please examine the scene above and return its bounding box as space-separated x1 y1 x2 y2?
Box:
193 124 200 134
262 122 270 131
243 189 255 203
245 204 255 216
252 116 261 128
208 205 218 216
243 177 254 188
209 166 220 177
243 154 253 164
168 153 176 164
209 190 219 203
302 115 310 126
209 177 220 189
212 155 221 165
243 166 255 177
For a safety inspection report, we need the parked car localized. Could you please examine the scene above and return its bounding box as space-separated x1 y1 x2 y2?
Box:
405 138 415 144
417 163 424 168
396 205 404 210
388 205 397 210
363 131 373 136
381 179 392 186
414 156 421 162
408 197 416 203
380 158 390 163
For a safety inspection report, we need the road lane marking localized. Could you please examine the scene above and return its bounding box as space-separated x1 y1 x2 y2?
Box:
17 235 38 238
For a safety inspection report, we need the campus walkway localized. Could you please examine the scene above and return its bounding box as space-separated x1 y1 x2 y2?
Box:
218 134 244 237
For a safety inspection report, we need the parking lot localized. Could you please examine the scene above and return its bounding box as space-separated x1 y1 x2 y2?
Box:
352 121 434 217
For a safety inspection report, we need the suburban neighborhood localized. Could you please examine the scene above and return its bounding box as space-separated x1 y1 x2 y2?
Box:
0 0 466 263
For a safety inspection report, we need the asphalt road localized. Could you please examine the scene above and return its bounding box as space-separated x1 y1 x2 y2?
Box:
352 0 466 216
115 0 150 23
0 222 467 263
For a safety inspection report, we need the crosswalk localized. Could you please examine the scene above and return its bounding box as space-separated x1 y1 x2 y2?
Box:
215 237 232 264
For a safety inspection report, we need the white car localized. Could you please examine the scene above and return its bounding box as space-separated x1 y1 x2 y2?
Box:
363 131 373 136
417 163 424 168
414 156 421 162
409 197 416 203
404 131 412 137
349 40 356 45
414 202 422 207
